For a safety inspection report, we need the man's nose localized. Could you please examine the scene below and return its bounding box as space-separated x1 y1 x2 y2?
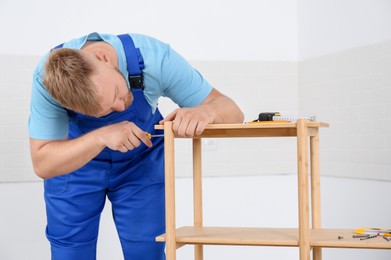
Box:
113 99 126 111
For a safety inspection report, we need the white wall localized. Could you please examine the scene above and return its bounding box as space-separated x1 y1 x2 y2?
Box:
298 0 391 181
0 0 298 61
298 0 391 60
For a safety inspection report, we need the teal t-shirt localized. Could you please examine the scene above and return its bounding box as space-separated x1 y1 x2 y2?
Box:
29 33 212 140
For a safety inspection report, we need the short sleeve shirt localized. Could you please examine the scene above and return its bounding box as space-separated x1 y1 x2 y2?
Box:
29 33 213 140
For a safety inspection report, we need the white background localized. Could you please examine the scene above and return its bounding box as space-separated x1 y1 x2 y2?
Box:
0 0 391 259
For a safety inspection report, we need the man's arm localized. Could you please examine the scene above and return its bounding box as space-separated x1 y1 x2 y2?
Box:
30 121 152 179
160 88 244 137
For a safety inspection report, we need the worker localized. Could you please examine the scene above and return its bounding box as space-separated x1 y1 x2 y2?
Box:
29 32 243 260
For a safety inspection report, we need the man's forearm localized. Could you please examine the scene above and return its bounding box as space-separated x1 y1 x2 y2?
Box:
204 94 244 124
159 88 244 137
30 121 152 179
199 88 244 124
30 129 107 179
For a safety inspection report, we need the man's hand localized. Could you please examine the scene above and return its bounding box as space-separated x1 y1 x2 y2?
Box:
98 121 152 152
160 88 244 137
160 107 214 137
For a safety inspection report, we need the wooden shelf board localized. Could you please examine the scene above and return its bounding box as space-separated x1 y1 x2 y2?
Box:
156 226 299 247
155 122 328 138
155 122 329 130
311 229 391 249
156 227 391 249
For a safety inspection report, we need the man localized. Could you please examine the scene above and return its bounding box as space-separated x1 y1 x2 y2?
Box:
29 32 243 260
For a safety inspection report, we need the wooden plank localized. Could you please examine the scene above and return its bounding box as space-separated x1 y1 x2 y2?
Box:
155 122 329 131
157 228 391 249
193 139 204 260
198 128 297 138
297 119 311 260
163 122 177 260
310 128 322 260
155 123 328 138
157 226 299 246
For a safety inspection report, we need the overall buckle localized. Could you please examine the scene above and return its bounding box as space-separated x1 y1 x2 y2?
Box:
128 74 144 90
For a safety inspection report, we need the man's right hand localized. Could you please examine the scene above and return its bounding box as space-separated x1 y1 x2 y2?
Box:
97 121 152 152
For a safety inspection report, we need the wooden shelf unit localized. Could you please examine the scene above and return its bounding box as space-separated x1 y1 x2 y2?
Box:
155 120 391 260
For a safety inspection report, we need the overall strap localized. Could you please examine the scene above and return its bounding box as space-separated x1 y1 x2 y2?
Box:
51 43 64 51
117 34 145 90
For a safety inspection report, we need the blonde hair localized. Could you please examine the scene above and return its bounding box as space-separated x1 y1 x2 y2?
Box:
43 48 101 115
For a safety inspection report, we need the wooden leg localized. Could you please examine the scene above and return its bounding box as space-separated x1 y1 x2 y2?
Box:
193 138 204 260
297 119 310 260
311 128 322 260
164 122 176 260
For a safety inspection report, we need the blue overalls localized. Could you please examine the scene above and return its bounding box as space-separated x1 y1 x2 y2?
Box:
44 35 166 260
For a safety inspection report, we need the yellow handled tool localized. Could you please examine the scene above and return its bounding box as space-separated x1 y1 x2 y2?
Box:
146 133 164 139
354 227 391 237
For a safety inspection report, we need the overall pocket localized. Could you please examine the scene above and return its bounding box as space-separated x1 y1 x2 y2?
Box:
44 174 70 195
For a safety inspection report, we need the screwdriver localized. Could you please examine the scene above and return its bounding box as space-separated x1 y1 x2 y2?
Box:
354 227 391 237
146 133 164 139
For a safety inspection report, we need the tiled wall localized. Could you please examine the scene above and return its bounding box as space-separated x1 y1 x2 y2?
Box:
0 56 298 182
299 40 391 181
0 55 40 182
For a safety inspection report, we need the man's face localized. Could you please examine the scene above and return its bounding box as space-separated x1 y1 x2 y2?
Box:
85 52 133 117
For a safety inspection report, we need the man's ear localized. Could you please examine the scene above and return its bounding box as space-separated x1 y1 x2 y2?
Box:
95 51 110 63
